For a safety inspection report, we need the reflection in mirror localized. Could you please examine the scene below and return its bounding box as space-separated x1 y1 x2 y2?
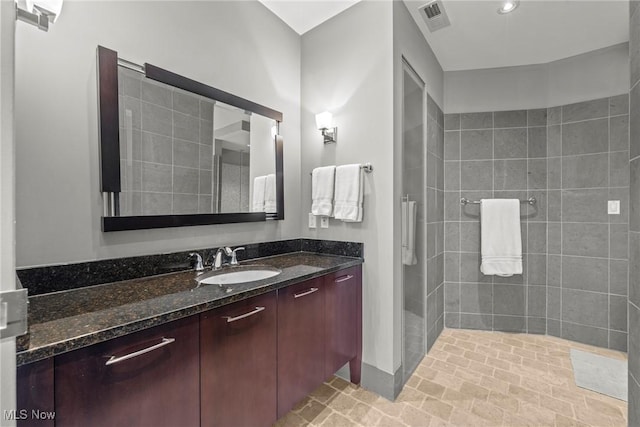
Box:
116 67 276 217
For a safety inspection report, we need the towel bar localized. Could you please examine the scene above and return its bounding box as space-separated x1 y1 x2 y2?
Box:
309 163 373 175
460 197 536 206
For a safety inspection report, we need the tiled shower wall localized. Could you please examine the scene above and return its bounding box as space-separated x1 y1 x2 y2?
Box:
628 0 640 423
545 95 628 351
443 108 548 335
425 94 445 352
117 67 217 216
444 96 629 352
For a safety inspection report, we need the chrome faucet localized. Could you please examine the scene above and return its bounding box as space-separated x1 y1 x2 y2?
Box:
213 247 232 270
189 252 204 271
230 247 245 266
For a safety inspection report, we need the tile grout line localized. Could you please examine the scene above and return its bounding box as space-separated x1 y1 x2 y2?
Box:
608 96 611 349
559 105 563 340
458 114 462 329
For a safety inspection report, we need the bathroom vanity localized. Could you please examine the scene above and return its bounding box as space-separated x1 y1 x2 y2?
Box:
16 250 362 427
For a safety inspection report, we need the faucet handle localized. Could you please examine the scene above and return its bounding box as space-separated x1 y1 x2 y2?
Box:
230 247 245 266
189 252 204 271
213 247 232 270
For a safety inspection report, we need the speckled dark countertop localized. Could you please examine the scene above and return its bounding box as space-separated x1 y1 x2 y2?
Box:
16 252 362 366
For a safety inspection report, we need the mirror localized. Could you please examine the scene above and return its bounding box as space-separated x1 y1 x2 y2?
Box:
98 46 284 231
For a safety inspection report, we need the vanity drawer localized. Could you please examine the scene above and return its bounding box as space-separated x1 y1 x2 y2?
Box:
54 316 199 427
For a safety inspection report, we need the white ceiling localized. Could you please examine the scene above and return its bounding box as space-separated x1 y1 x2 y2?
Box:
402 0 629 71
258 0 360 34
260 0 629 71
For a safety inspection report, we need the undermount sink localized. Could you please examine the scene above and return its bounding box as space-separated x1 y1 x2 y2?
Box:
197 265 282 286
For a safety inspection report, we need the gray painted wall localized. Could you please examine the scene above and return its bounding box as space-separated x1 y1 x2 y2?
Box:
0 0 17 422
300 0 397 381
444 95 629 352
445 43 629 114
628 0 640 423
14 1 301 267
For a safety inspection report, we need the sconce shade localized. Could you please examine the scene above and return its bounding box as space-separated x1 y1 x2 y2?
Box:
16 0 63 30
315 111 333 130
34 0 63 21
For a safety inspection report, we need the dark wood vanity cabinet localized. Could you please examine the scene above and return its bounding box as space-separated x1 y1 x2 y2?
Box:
324 266 362 384
200 291 277 427
16 264 362 427
16 358 54 427
276 277 326 418
54 316 200 427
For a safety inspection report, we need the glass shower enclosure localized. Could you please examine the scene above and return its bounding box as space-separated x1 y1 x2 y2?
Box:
401 59 427 381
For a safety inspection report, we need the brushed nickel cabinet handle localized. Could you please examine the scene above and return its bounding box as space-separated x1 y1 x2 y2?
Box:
223 306 265 323
335 275 354 283
105 337 175 366
294 287 319 299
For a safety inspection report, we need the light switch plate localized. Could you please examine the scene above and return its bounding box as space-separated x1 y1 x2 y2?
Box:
308 213 316 228
320 216 329 228
608 200 620 215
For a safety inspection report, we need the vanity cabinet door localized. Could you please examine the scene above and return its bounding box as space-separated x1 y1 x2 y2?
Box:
16 358 54 427
54 316 199 427
200 291 277 427
324 265 362 384
277 277 325 418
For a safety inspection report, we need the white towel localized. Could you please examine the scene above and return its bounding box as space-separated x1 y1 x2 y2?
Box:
402 200 417 265
264 174 277 213
311 166 336 216
480 199 522 277
252 176 266 212
334 164 364 222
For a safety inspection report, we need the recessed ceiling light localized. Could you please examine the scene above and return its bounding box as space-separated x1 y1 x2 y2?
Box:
497 0 519 14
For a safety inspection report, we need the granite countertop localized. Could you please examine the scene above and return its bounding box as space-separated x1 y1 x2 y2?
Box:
16 252 362 366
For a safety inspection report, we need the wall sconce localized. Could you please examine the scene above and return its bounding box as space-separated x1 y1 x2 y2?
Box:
15 0 63 31
315 111 337 144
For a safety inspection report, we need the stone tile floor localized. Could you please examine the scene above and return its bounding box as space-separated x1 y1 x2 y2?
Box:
275 329 627 427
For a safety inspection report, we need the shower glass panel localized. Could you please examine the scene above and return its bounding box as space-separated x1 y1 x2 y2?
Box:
401 60 426 381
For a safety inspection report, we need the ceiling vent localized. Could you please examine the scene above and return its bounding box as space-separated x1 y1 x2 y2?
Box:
419 0 451 33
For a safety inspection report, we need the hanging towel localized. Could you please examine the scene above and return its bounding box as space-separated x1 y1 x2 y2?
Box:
480 199 522 277
402 200 417 265
334 164 364 222
311 166 336 216
252 175 267 212
264 174 277 213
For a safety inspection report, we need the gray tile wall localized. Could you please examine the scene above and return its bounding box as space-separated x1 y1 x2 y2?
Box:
547 96 629 351
444 95 629 352
117 67 216 216
426 95 445 352
629 0 640 423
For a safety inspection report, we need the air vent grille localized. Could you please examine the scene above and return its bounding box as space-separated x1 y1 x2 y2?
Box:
419 0 451 33
424 3 441 19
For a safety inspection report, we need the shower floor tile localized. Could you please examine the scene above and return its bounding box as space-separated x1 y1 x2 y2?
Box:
274 329 627 427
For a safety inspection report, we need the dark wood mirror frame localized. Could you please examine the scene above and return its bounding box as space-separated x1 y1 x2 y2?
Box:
97 46 284 232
